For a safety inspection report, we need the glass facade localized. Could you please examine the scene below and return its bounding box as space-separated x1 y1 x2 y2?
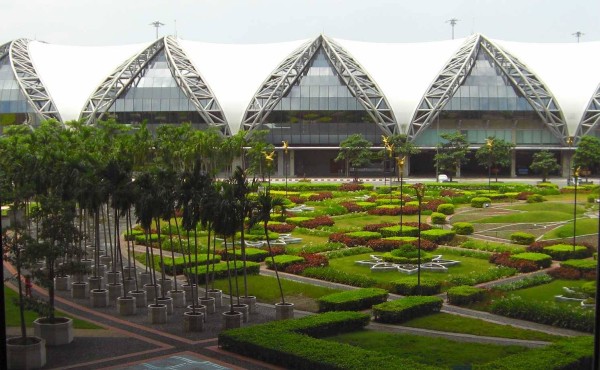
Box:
442 49 536 112
0 56 35 127
107 50 210 127
258 48 382 145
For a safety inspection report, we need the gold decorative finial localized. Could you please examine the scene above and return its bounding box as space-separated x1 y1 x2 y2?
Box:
382 135 390 146
574 166 581 178
396 156 406 168
263 151 276 162
566 136 574 146
486 138 494 148
282 140 289 154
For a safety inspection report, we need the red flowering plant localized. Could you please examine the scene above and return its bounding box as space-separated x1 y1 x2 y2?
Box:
300 215 334 228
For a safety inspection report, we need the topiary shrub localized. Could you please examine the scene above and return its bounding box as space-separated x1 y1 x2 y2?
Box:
452 222 474 235
471 197 492 208
510 252 552 269
510 232 535 245
388 278 441 296
430 212 446 224
420 229 456 244
542 244 590 260
372 296 443 324
526 194 545 203
382 245 434 264
366 237 438 252
265 254 305 270
447 285 487 306
302 267 377 287
560 259 597 273
436 203 455 215
379 225 419 238
317 288 388 312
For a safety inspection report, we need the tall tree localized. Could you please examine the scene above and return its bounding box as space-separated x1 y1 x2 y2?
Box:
530 150 561 182
246 130 273 180
434 131 469 182
474 137 514 182
335 134 373 181
573 136 600 179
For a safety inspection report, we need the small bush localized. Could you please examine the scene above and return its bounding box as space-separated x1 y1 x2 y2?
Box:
542 244 590 260
489 252 539 272
265 255 305 270
372 296 443 324
366 237 437 252
388 278 441 296
379 225 419 238
493 273 553 292
526 194 545 203
317 288 388 312
436 203 455 215
511 252 552 269
430 212 446 224
302 267 377 287
185 261 260 284
420 229 456 244
447 285 487 306
452 222 474 235
471 197 492 208
448 266 517 286
560 259 597 272
510 232 535 245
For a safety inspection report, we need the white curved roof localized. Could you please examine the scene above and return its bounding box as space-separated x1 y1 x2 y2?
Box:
5 35 600 137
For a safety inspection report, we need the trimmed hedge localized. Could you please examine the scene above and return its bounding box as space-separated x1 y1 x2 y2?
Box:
372 296 443 324
542 244 590 260
510 252 552 269
185 261 260 284
561 259 597 272
388 278 442 296
452 222 474 235
420 229 456 244
526 194 545 203
265 255 305 270
302 267 377 287
218 311 434 370
430 212 446 224
436 203 455 215
344 231 382 240
158 254 221 275
379 225 419 237
510 232 536 245
471 197 492 208
221 247 269 262
317 288 388 312
447 285 487 306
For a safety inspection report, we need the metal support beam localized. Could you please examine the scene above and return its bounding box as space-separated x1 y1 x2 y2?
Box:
574 83 600 140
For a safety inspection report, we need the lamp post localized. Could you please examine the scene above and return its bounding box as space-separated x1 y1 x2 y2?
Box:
282 141 289 196
573 166 580 250
413 183 426 295
486 138 494 193
397 156 406 233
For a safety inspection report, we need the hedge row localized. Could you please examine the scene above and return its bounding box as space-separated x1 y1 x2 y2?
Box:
265 255 305 270
220 247 269 262
387 278 442 296
420 229 456 244
452 222 474 235
510 232 536 245
447 285 487 306
184 261 260 284
560 259 597 272
542 244 590 261
511 252 553 269
302 267 377 288
317 288 388 312
218 311 434 370
372 296 443 324
158 254 221 275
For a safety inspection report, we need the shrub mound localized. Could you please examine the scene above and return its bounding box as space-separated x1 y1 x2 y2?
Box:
388 278 441 296
372 296 443 324
436 203 455 215
471 197 492 208
542 244 590 260
447 285 487 306
420 229 456 244
452 222 474 235
265 255 305 270
509 232 535 245
510 252 552 269
430 212 446 224
317 288 388 312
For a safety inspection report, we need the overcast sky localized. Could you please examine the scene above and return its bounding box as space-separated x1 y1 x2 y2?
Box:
1 0 598 45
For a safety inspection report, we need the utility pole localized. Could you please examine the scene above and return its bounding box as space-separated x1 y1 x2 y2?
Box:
572 31 584 43
447 18 459 40
149 21 165 39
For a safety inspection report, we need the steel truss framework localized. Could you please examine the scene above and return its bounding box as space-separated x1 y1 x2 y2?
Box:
81 37 228 134
575 83 600 140
242 35 397 135
408 34 568 144
5 39 62 122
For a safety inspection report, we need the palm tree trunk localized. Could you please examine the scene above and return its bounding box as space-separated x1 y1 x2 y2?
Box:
204 225 211 298
167 219 178 291
155 218 167 299
265 221 285 304
146 231 159 305
223 237 235 313
126 210 139 292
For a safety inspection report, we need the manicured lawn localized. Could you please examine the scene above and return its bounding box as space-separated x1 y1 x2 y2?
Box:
328 251 495 284
326 329 527 367
211 274 341 312
332 213 417 230
401 312 561 342
4 287 101 329
508 279 590 306
505 202 587 215
477 211 575 223
542 218 599 239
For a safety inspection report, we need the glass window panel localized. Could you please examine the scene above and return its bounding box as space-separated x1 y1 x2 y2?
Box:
338 98 348 110
124 99 134 111
290 98 300 110
489 98 498 110
300 98 310 110
498 97 508 110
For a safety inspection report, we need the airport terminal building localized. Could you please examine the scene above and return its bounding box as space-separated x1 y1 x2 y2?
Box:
1 34 599 178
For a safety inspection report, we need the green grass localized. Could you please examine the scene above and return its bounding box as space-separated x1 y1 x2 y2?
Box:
401 312 561 342
542 218 599 239
477 211 575 223
326 329 527 367
211 274 341 312
332 214 417 231
4 287 101 329
504 202 586 215
328 251 494 285
508 279 589 306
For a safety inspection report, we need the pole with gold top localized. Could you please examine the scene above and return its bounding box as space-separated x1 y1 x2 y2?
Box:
263 151 275 194
486 138 494 193
282 141 289 196
396 156 406 234
572 166 580 250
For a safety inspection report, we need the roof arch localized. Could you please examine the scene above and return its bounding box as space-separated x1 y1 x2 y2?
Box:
574 83 600 140
408 34 568 144
241 35 397 135
3 38 62 123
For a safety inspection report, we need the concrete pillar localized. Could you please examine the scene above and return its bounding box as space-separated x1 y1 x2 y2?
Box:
510 150 516 178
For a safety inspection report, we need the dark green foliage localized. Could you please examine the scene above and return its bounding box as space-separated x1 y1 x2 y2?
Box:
388 278 442 296
530 150 561 182
510 232 536 245
317 288 388 312
184 261 260 284
420 229 456 244
265 255 305 270
382 244 434 264
526 194 545 203
510 252 552 268
302 267 377 288
430 212 446 224
471 197 492 208
379 225 419 237
372 296 443 324
448 266 517 286
158 254 221 275
542 245 590 261
447 285 487 306
123 229 144 241
560 259 597 272
434 131 469 182
452 222 474 235
134 233 166 246
573 135 600 174
436 203 455 215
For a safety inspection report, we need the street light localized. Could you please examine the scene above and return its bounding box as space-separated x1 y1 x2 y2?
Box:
397 156 406 233
486 138 494 193
572 166 580 250
413 182 426 295
282 141 289 196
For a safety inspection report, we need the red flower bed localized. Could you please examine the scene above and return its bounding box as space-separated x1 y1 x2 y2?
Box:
287 195 305 204
300 215 334 228
284 252 329 274
363 222 396 232
366 238 438 252
328 233 367 247
423 199 445 211
517 191 534 200
308 192 333 201
402 222 432 231
368 205 420 215
267 223 296 233
340 183 364 192
548 266 597 280
264 246 286 256
489 252 538 273
340 202 364 213
440 189 461 197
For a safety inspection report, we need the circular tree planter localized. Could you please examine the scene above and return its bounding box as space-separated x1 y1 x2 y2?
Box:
107 283 123 303
148 304 167 324
156 297 174 315
207 289 223 307
129 290 147 308
232 303 249 323
92 264 107 278
275 302 294 320
199 296 216 314
138 271 152 286
182 283 198 304
106 271 121 285
143 283 161 303
54 275 71 291
122 277 136 293
7 336 46 369
90 288 109 308
122 266 137 279
240 296 257 314
183 311 205 332
99 255 112 269
186 304 207 321
168 290 186 308
71 282 88 299
221 311 242 330
33 317 73 346
88 276 104 291
158 278 173 292
117 296 136 316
